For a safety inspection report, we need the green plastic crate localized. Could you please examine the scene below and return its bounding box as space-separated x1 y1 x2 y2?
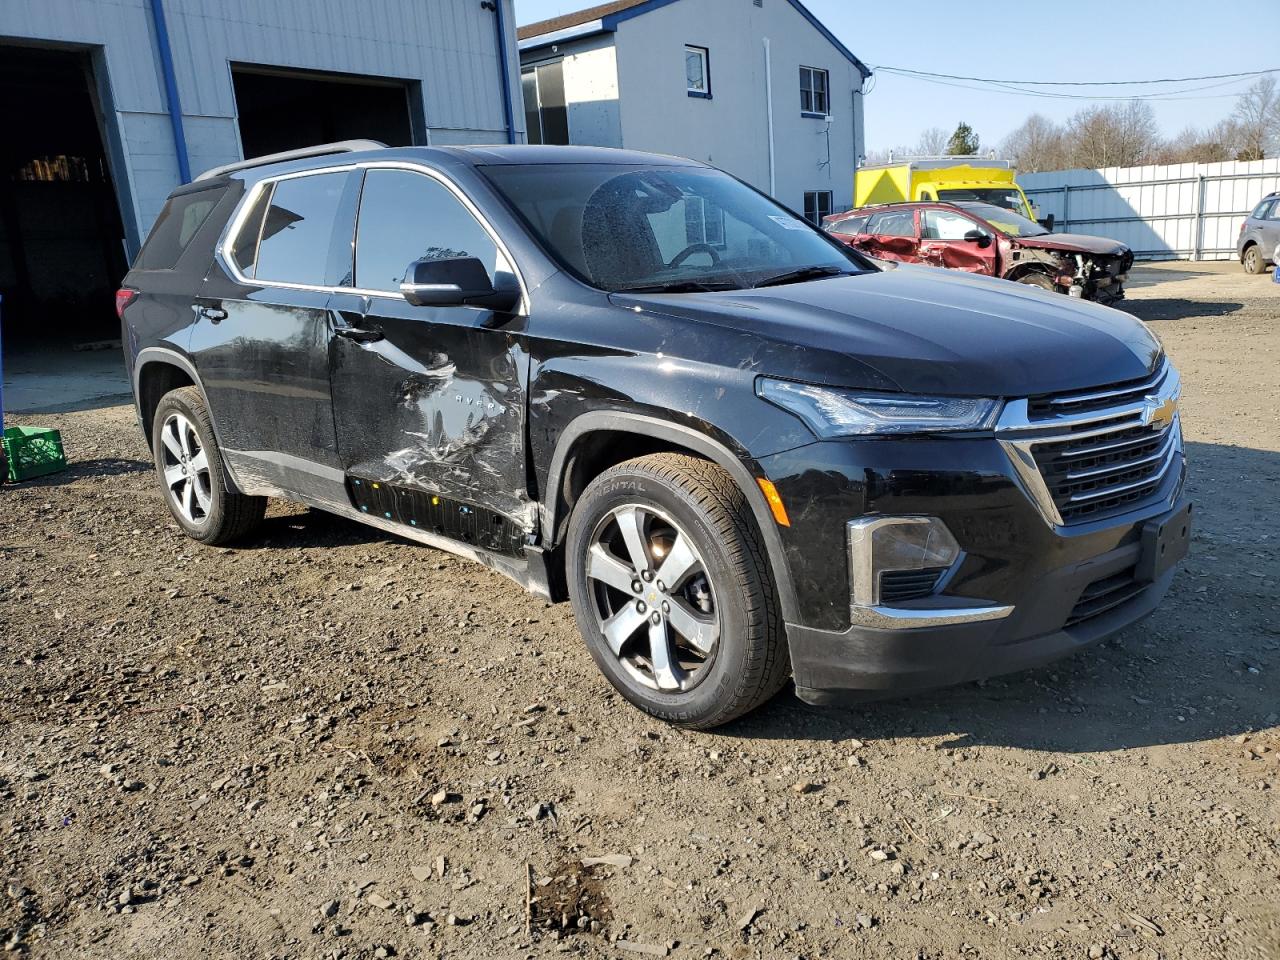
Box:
3 426 67 482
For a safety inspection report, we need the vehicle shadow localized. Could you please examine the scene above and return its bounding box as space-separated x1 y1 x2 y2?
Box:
725 438 1279 753
235 505 401 550
1123 298 1242 322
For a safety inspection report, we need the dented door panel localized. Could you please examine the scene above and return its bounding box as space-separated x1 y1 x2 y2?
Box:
328 292 534 529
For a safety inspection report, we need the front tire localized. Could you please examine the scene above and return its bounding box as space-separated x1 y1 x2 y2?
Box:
1016 271 1058 292
1242 244 1267 274
565 453 789 729
151 386 266 545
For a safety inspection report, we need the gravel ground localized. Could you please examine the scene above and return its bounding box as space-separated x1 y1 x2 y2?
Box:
1 262 1277 959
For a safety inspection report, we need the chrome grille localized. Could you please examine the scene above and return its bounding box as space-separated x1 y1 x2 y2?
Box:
998 361 1184 527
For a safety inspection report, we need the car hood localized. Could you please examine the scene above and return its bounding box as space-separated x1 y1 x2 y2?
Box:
612 267 1161 397
1012 232 1131 256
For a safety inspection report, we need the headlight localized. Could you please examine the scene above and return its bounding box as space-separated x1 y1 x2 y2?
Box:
757 378 1001 437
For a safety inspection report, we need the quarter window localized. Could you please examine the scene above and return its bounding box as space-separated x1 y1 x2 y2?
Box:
800 66 828 116
253 172 349 285
135 188 220 270
686 45 710 97
803 190 832 226
1251 198 1275 219
354 169 502 294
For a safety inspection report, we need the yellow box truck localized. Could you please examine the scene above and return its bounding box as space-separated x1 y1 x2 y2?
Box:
854 158 1043 224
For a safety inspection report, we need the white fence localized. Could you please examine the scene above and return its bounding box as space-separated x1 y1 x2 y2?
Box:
1019 158 1280 261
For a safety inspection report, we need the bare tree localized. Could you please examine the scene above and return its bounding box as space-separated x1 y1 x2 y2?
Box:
1001 114 1067 172
916 127 948 156
1064 101 1158 169
1152 122 1238 164
1231 76 1280 161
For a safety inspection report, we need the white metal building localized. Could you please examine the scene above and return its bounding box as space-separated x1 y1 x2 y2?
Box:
0 0 523 348
518 0 869 224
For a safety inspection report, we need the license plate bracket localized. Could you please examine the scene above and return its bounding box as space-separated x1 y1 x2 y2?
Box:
1136 499 1192 584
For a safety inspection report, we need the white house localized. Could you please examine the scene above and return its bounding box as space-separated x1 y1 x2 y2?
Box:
518 0 870 224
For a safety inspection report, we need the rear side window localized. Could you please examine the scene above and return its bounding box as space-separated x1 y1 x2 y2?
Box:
253 172 349 285
1251 198 1275 219
827 215 868 237
135 188 221 270
867 210 915 237
354 169 501 293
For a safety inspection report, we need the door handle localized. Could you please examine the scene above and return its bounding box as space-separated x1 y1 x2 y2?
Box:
334 326 385 343
198 305 227 323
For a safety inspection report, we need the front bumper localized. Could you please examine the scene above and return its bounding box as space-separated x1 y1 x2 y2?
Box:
789 551 1175 704
759 424 1188 699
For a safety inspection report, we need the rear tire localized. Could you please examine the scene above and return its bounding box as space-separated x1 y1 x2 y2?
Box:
565 453 789 729
151 386 266 545
1016 271 1058 292
1242 244 1267 274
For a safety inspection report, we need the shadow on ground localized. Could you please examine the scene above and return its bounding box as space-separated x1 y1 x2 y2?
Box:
1124 299 1243 322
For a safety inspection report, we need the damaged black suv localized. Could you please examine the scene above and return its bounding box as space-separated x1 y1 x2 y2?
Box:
120 141 1191 728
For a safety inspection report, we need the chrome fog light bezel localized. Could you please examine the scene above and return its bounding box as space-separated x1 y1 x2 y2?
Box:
846 515 961 607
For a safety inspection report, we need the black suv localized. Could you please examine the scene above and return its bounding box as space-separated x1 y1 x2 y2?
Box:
120 141 1191 728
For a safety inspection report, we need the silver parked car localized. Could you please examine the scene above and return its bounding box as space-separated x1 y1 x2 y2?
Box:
1239 192 1280 274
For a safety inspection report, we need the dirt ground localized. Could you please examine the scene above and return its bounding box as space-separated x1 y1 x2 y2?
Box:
1 261 1277 960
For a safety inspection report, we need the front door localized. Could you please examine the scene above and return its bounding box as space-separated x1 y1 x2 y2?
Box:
328 166 533 549
192 169 356 501
917 207 999 276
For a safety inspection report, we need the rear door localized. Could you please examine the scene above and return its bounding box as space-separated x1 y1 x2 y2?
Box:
860 209 920 263
918 207 998 275
190 168 356 502
327 165 533 545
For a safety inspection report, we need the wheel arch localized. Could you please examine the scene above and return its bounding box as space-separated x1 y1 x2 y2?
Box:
133 347 242 494
542 412 799 622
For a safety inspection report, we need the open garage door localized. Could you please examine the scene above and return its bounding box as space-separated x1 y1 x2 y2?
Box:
0 44 128 352
232 66 417 158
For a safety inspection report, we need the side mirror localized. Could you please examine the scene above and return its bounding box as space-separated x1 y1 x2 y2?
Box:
1039 214 1056 231
399 257 520 312
963 229 992 248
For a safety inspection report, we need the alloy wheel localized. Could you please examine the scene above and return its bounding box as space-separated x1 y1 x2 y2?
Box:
584 504 721 693
159 412 212 525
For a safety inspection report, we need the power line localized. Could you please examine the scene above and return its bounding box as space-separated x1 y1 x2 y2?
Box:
868 65 1279 87
868 71 1258 103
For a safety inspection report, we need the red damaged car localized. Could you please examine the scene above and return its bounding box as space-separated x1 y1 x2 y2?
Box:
824 201 1133 304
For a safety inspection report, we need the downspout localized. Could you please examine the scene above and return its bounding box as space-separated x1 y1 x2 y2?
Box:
486 0 518 144
147 0 191 183
763 37 775 198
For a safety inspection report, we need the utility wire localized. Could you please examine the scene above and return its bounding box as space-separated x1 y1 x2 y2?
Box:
868 65 1279 87
869 72 1259 103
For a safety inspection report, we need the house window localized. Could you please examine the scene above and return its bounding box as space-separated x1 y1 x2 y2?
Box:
685 45 710 98
521 61 569 145
683 195 725 246
803 190 832 226
800 66 828 117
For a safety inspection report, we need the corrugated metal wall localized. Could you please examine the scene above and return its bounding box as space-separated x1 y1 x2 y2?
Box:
0 0 523 253
1020 158 1280 261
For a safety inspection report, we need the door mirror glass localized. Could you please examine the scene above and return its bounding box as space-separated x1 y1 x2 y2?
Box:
400 256 519 311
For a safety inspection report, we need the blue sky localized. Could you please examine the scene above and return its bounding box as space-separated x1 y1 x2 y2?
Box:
513 0 1268 152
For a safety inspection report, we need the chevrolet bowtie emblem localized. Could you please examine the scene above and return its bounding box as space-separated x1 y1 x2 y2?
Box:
1144 393 1178 430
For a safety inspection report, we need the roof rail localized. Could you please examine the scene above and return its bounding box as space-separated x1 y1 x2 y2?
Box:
194 139 389 182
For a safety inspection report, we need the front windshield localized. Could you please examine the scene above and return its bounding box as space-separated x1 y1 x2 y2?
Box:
481 163 868 292
937 188 1032 220
953 201 1050 238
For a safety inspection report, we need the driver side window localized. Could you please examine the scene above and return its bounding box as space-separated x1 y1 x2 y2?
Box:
922 209 983 241
354 168 506 294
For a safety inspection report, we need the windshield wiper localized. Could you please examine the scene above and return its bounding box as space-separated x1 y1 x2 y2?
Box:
753 265 852 288
613 279 741 294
